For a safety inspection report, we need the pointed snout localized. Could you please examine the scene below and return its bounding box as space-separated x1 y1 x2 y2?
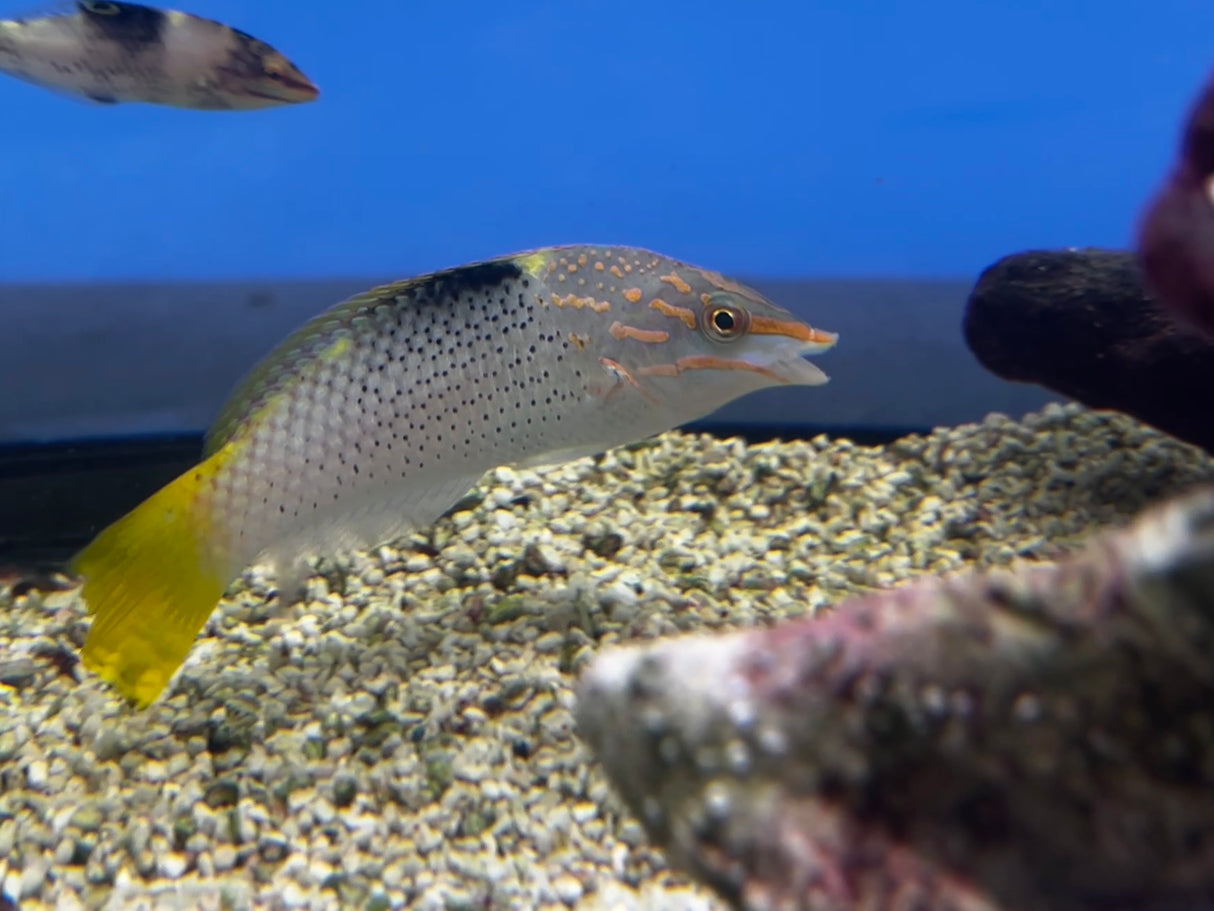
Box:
749 315 839 355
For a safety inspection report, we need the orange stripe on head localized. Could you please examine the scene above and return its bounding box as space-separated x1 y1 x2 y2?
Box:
637 355 782 381
609 321 670 344
693 268 769 306
748 315 838 347
659 272 693 295
674 355 783 379
553 292 612 313
649 298 697 329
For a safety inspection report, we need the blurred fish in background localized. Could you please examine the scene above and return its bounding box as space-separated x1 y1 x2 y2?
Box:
0 0 318 109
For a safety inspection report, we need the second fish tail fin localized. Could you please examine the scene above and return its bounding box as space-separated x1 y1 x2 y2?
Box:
71 447 239 708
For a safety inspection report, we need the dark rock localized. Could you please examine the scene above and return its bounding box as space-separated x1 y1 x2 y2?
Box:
332 776 357 808
583 526 624 559
520 542 560 576
0 658 37 689
490 562 520 591
206 718 252 755
258 835 289 863
963 248 1214 453
33 643 79 679
171 815 197 849
1138 63 1214 337
203 779 240 809
575 486 1214 911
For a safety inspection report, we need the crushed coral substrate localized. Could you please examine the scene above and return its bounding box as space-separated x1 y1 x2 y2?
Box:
2 402 1212 911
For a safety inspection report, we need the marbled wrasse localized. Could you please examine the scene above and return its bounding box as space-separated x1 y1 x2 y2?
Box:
72 244 839 706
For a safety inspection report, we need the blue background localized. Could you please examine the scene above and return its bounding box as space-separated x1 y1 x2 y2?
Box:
2 0 1213 282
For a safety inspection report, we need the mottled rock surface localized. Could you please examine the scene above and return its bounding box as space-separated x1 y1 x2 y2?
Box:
1138 62 1214 337
962 247 1214 454
576 484 1214 911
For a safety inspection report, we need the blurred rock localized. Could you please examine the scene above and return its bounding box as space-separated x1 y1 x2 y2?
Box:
1138 63 1214 337
962 248 1214 454
576 485 1214 911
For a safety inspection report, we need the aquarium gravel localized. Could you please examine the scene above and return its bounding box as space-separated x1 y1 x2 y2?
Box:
2 401 1213 911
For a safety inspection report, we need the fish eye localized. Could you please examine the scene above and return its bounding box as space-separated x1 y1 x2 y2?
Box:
712 309 736 333
81 1 122 15
699 298 749 342
261 57 293 80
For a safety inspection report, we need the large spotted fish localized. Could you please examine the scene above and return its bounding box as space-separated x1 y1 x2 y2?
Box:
0 0 317 109
72 245 839 707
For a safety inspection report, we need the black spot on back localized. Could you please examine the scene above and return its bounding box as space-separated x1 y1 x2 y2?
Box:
77 1 167 48
400 259 525 307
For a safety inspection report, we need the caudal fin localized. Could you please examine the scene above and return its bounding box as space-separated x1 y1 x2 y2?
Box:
71 452 235 708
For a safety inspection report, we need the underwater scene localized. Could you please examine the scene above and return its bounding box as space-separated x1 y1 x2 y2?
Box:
6 2 1214 910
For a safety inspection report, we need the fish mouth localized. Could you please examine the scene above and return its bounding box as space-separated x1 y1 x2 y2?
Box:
768 355 831 386
765 325 838 386
280 76 320 102
246 74 320 106
632 323 837 386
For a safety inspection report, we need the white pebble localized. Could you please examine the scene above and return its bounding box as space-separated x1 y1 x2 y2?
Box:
280 882 307 908
599 582 638 610
571 802 598 824
25 760 47 790
313 800 336 825
19 856 46 899
143 761 167 784
213 845 236 872
158 852 188 879
53 889 86 911
1 872 18 905
553 874 584 906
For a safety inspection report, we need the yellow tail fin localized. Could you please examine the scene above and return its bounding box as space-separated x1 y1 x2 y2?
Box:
71 449 236 708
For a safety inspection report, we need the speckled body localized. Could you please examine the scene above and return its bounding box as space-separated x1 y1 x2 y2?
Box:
197 245 835 585
71 244 835 705
0 1 317 109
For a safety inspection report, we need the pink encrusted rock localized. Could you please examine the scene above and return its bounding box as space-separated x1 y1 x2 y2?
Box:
1139 63 1214 336
576 486 1214 911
